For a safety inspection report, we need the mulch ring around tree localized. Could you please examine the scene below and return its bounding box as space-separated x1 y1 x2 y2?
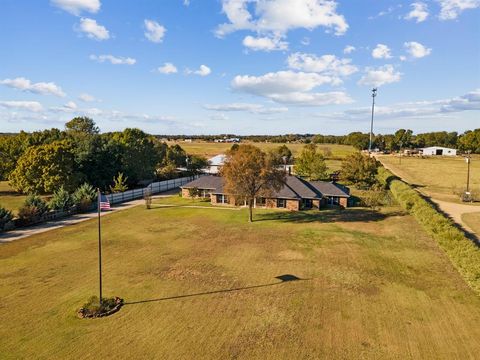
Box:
77 296 124 319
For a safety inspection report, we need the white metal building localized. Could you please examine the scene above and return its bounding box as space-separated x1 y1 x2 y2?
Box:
420 146 457 156
204 154 227 174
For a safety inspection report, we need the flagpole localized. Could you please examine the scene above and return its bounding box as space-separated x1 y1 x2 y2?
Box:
97 188 103 306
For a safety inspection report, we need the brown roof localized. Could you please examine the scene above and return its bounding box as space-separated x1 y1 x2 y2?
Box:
182 175 349 199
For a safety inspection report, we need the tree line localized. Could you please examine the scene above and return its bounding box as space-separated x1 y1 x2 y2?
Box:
0 117 207 194
154 129 480 153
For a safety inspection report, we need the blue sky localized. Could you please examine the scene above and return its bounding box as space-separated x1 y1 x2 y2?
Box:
0 0 479 135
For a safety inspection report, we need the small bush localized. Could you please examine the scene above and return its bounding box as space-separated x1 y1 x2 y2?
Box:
49 186 74 211
78 296 123 318
17 194 49 224
0 206 13 230
73 183 96 212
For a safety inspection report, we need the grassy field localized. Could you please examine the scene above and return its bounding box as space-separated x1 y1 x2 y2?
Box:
1 198 480 359
462 212 480 235
168 141 355 158
379 155 480 203
0 181 28 214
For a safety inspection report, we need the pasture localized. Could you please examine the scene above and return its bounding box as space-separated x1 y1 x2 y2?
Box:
379 155 480 203
1 198 480 359
167 141 355 158
462 212 480 235
0 181 28 215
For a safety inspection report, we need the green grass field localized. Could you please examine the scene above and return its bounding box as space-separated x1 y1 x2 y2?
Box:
168 141 356 158
0 181 28 215
1 198 480 359
379 155 480 203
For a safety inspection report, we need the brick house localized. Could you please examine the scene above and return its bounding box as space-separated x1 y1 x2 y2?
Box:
181 175 350 210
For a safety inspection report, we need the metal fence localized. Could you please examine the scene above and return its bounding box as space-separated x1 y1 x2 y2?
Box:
105 175 198 205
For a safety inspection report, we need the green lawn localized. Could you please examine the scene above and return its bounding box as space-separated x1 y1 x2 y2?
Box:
379 155 480 203
168 141 356 159
0 181 28 214
1 200 480 359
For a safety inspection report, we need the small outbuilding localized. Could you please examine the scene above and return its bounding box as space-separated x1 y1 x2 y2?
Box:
420 146 457 156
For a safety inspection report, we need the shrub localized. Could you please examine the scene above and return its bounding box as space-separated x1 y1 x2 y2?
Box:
49 186 74 211
110 172 128 193
378 167 480 296
78 295 123 318
73 183 96 212
17 194 49 224
0 206 13 230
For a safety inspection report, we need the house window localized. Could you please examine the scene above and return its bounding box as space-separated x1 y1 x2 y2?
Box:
216 194 222 203
277 198 286 208
329 196 339 205
223 195 229 204
302 199 313 209
256 197 266 207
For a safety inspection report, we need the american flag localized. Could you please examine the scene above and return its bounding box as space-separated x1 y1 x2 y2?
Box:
99 193 111 211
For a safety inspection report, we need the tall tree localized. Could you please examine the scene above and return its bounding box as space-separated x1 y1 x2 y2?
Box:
294 144 328 180
221 145 285 222
9 140 80 193
267 145 293 165
340 152 378 188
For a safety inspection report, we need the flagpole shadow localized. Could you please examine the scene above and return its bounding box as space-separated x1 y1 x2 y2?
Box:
124 274 308 305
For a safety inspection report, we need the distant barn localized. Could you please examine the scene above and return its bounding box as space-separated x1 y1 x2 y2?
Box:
421 146 457 156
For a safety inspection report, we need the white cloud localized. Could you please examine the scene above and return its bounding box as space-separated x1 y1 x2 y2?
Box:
156 62 178 74
144 19 166 43
89 54 136 65
77 18 109 40
183 0 190 5
243 35 288 51
372 44 392 59
326 89 480 121
405 2 429 22
204 102 288 114
287 53 358 82
358 65 401 87
438 0 480 20
343 45 355 54
0 77 66 97
0 100 44 112
186 65 211 76
51 0 100 15
404 41 432 58
216 0 348 38
79 93 96 102
301 37 310 46
231 70 353 106
368 4 403 19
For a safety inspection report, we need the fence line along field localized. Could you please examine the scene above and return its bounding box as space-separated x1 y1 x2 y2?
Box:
379 155 480 203
1 198 480 359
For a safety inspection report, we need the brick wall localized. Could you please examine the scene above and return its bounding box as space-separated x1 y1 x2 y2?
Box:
340 197 348 208
286 200 300 211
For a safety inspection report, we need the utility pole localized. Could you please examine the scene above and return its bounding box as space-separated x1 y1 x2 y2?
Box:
368 88 377 154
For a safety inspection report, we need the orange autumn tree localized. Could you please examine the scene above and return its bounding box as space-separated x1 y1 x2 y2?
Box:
220 144 285 222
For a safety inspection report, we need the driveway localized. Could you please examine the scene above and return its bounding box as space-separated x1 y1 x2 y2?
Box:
376 156 479 237
0 192 175 243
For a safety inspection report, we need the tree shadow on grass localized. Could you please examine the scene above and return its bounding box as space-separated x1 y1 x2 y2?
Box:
125 274 308 305
255 208 405 224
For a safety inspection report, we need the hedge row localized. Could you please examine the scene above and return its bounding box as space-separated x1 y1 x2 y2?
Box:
377 167 480 296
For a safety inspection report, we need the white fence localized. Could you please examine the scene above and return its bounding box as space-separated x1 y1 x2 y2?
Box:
105 176 198 205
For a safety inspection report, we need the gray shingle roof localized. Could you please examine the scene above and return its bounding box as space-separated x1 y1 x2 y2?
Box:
309 181 350 197
181 175 349 199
